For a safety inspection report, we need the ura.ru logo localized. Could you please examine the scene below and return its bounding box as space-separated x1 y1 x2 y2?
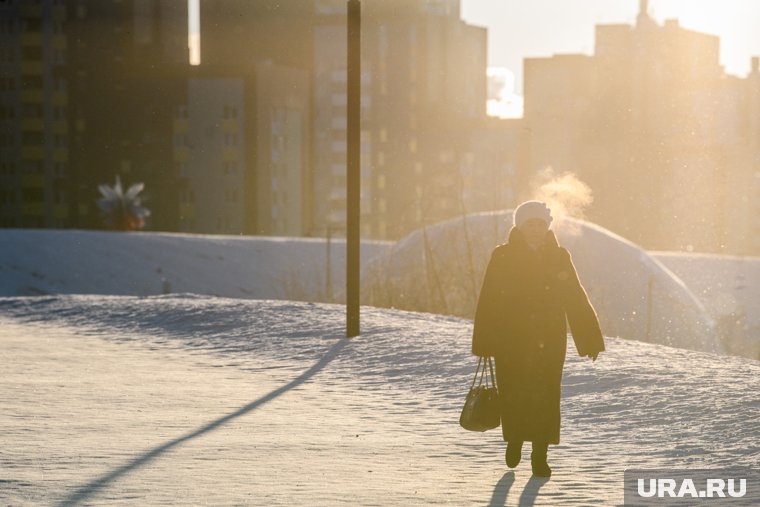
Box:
637 478 746 498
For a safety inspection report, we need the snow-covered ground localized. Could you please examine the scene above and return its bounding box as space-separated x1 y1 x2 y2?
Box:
2 295 759 506
0 226 760 359
653 252 760 358
2 225 759 359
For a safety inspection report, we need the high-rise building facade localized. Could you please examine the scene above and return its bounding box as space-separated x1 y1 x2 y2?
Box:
1 0 189 231
199 0 487 240
310 0 487 239
523 4 760 254
4 0 494 241
175 62 311 236
743 57 760 253
1 0 72 228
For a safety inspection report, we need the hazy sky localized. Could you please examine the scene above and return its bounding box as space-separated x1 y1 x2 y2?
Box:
461 0 760 93
188 1 760 93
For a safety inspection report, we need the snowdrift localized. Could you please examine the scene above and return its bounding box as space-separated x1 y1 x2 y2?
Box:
0 229 390 302
3 225 757 358
654 252 760 358
363 211 719 354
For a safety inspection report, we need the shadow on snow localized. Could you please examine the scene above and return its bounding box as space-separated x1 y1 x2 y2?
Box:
56 335 350 507
487 470 551 506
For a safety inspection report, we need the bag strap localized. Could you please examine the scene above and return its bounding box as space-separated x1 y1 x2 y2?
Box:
470 356 496 389
486 356 496 388
478 357 488 387
469 356 483 390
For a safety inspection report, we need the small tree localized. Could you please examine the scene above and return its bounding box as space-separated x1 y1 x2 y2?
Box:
96 176 150 231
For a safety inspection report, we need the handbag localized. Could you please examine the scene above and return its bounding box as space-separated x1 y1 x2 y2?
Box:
459 356 501 432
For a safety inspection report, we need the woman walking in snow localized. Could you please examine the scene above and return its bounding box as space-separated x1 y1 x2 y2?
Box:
472 200 605 477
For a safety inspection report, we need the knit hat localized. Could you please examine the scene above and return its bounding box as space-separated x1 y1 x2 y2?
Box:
513 200 553 228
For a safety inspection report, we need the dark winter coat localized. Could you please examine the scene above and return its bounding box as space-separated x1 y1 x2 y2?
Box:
471 226 605 444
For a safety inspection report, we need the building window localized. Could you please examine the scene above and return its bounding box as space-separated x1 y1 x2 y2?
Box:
180 188 195 204
23 19 43 32
22 75 43 88
22 132 45 146
0 105 16 120
0 133 15 146
331 93 347 106
22 187 44 201
0 77 16 92
0 46 16 63
223 105 239 119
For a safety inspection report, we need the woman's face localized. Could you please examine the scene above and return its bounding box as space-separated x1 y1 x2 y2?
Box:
519 218 549 248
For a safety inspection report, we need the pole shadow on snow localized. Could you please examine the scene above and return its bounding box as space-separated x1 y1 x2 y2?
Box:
56 336 350 507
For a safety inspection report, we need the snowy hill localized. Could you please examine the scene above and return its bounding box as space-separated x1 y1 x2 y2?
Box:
653 251 760 358
0 228 390 301
363 212 721 355
1 295 758 506
2 224 758 359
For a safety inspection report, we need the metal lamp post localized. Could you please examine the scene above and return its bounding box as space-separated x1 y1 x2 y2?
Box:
346 0 361 337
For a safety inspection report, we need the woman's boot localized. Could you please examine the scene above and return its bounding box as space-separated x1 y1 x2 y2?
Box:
531 441 551 477
505 440 523 468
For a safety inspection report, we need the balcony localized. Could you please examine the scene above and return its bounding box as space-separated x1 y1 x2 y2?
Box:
22 203 45 216
21 119 44 131
21 90 44 103
21 62 43 75
21 33 43 46
22 174 45 187
53 149 68 163
21 146 44 160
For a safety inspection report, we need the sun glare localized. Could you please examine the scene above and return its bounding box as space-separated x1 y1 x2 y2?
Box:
188 0 200 65
652 0 755 76
189 32 201 66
